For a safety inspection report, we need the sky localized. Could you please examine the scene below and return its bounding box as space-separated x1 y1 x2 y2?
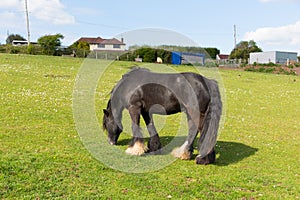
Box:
0 0 300 55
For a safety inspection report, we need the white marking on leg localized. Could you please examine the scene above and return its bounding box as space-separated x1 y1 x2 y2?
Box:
125 141 148 156
171 141 192 160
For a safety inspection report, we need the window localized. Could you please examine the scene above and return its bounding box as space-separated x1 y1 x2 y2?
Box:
113 44 121 49
98 44 105 48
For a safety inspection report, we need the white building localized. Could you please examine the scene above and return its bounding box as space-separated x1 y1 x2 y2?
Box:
12 40 37 46
249 51 298 64
76 37 126 51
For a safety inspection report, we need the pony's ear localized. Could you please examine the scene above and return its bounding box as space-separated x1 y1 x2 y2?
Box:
103 109 109 116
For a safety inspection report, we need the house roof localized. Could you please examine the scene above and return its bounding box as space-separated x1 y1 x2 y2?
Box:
77 37 125 45
217 54 229 60
103 38 125 45
77 37 104 44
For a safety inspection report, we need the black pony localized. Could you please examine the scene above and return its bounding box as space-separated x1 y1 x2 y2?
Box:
103 68 222 164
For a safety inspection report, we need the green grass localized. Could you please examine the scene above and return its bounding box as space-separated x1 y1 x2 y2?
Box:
1 54 299 199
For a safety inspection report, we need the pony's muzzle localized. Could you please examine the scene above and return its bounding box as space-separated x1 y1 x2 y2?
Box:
108 139 116 145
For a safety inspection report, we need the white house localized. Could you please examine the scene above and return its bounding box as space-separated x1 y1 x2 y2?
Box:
76 37 126 51
12 40 37 46
249 51 298 64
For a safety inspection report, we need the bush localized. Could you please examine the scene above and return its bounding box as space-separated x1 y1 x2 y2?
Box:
265 62 277 67
258 67 265 72
7 45 27 54
27 45 43 55
119 51 135 61
27 44 34 54
204 61 217 67
119 48 172 64
245 66 295 75
265 67 275 73
0 44 44 55
133 48 155 62
9 47 20 54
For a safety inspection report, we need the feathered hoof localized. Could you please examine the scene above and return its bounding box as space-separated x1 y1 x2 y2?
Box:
125 141 148 156
171 147 192 160
195 150 216 165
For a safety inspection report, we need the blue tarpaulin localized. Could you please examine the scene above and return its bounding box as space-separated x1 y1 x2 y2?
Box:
171 51 205 65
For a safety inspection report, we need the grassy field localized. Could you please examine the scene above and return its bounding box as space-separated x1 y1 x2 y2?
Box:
0 54 299 199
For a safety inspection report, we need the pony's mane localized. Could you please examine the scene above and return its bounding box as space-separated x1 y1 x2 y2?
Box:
102 99 111 131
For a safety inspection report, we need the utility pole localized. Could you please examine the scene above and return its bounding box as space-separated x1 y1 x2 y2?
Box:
24 0 30 45
233 24 237 48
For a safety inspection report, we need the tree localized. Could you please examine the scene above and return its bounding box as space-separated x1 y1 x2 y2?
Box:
37 34 64 55
129 45 220 59
70 41 89 50
134 47 156 63
230 40 262 62
204 48 220 59
6 34 26 44
69 41 90 57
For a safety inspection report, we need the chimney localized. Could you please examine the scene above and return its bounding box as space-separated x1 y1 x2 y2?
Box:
121 38 124 43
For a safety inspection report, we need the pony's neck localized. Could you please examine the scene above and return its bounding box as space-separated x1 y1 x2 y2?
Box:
108 98 123 129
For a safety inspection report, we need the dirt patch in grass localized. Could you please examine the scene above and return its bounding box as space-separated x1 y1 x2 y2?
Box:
244 65 299 75
293 66 300 75
220 65 300 76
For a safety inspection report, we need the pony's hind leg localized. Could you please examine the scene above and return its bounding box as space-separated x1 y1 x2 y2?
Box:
171 113 198 160
171 141 193 160
195 113 216 164
125 105 148 156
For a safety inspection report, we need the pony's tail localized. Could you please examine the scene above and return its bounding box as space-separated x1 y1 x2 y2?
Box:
198 79 222 159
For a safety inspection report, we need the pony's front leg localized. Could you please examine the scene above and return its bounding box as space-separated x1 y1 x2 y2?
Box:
125 106 148 156
172 114 198 160
142 111 161 153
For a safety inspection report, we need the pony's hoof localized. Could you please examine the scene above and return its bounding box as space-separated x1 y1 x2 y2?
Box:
171 148 192 160
125 141 148 156
171 141 192 160
195 150 216 165
145 148 163 155
147 140 162 153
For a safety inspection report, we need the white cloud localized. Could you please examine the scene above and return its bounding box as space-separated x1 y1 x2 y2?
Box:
0 11 22 28
0 0 75 25
244 20 300 48
0 0 22 9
